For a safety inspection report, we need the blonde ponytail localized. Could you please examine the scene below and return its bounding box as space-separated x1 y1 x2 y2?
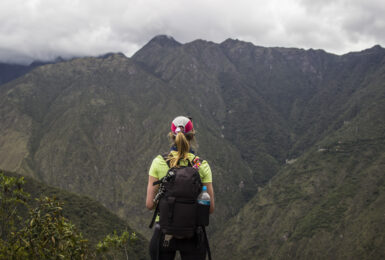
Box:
168 132 190 168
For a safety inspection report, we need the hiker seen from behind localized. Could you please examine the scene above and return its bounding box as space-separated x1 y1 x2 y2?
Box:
146 116 215 260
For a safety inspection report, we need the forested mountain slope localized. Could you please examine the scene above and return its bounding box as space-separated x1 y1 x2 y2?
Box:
214 137 385 259
0 35 384 259
0 47 254 237
211 50 385 258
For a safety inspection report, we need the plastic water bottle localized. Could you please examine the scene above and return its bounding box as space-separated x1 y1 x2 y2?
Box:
197 186 210 226
197 186 210 205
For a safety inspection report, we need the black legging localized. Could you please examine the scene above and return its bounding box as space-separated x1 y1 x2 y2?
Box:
149 224 207 260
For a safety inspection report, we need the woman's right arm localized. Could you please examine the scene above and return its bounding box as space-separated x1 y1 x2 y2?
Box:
146 175 159 210
205 182 215 214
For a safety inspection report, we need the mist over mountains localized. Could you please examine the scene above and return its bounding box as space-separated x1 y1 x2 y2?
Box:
1 35 384 259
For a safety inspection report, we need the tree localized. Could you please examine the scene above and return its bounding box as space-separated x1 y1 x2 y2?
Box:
0 172 138 259
0 173 29 240
11 196 90 259
96 230 137 260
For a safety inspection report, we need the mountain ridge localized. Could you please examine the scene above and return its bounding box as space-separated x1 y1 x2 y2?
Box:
1 36 384 258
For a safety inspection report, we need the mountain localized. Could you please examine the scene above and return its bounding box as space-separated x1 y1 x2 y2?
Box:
0 36 384 258
213 137 385 259
2 169 149 259
0 58 65 86
0 62 35 86
0 49 255 238
210 44 385 259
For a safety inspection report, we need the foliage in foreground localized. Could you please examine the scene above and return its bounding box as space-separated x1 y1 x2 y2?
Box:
96 230 137 260
0 172 137 259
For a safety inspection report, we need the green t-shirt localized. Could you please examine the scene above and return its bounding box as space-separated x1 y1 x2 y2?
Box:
149 152 212 183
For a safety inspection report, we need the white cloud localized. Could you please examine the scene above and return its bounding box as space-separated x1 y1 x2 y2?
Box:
0 0 384 64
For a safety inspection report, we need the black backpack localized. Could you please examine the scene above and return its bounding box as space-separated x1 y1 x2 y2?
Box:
149 155 212 260
149 155 209 237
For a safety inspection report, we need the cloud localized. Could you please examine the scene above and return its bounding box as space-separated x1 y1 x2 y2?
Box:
297 0 385 50
0 0 384 64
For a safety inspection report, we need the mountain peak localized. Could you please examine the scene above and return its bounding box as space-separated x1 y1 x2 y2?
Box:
147 35 181 47
132 35 182 61
370 44 383 49
367 44 384 53
98 52 127 59
220 38 256 49
344 44 383 55
358 44 384 54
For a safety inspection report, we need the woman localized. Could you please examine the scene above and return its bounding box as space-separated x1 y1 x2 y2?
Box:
146 116 215 260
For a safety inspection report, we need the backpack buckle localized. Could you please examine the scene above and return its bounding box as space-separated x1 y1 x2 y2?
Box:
163 234 173 248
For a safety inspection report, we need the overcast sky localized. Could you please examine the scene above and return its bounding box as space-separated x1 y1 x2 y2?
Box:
1 0 384 64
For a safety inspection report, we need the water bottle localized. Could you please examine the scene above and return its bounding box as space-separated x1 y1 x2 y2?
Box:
197 186 210 205
197 186 210 226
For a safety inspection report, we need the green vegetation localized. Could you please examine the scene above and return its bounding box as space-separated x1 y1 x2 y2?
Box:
0 172 29 240
3 196 90 259
96 230 138 260
0 36 385 258
213 135 385 259
0 172 148 259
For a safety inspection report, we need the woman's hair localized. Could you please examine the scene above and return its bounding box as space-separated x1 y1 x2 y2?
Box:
167 130 196 168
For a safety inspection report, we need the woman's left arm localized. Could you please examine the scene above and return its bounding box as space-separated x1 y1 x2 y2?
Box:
146 175 159 210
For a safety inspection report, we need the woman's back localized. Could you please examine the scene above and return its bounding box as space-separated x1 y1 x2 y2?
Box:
149 152 212 183
146 116 214 260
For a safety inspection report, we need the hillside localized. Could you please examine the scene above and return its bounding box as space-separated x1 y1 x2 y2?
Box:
1 169 149 259
0 59 61 86
211 53 385 258
213 138 385 259
0 35 384 258
0 63 33 86
0 49 255 237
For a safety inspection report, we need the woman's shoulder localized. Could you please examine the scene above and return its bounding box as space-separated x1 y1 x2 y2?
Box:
187 153 211 171
149 154 169 178
194 155 212 183
152 154 167 165
187 153 208 163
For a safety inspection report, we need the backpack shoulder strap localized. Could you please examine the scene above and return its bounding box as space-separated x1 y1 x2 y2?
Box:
192 155 204 162
162 150 205 168
149 202 160 229
162 153 171 168
162 153 195 167
191 155 204 170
